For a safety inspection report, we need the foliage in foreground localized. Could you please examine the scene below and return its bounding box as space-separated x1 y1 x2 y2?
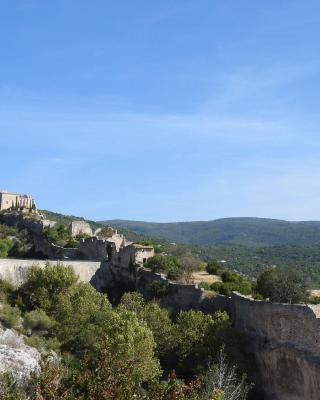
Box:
0 347 251 400
0 264 251 399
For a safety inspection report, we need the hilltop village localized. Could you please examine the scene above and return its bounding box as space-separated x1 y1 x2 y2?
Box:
0 190 320 400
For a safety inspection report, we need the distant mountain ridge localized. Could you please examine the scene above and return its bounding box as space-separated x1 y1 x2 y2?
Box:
99 217 320 246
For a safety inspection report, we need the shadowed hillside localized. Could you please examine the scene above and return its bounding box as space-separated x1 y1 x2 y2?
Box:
100 217 320 246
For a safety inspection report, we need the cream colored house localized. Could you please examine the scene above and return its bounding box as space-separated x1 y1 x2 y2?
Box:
0 190 35 211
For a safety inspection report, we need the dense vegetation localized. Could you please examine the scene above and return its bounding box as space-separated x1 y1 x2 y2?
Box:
0 224 35 259
205 265 253 297
100 217 320 246
0 264 253 399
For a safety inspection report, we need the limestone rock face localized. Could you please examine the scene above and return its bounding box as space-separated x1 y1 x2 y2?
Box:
0 326 40 382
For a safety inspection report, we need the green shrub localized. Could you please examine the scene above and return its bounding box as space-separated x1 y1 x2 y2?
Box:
211 282 224 292
23 309 54 331
145 255 182 281
206 261 224 276
211 279 252 297
149 280 169 299
24 335 61 352
0 239 14 258
0 224 17 239
0 280 16 303
0 305 21 328
198 282 212 290
309 296 320 305
221 270 241 283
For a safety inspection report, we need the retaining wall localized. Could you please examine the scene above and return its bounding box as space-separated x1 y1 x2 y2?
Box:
0 259 102 286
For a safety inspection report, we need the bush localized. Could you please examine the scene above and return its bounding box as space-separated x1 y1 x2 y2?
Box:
97 227 114 238
309 296 320 305
0 239 14 258
0 224 17 239
23 309 54 332
206 261 224 276
145 255 182 281
198 282 212 290
0 280 16 303
149 280 169 299
211 282 224 292
221 270 240 283
0 305 21 329
211 278 252 297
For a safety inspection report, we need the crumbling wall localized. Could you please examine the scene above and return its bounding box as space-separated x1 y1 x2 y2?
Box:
69 221 93 237
78 237 109 260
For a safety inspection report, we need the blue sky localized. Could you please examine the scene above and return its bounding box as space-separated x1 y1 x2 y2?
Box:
1 0 320 221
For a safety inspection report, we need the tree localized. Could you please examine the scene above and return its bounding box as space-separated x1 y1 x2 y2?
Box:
170 310 232 376
256 268 308 304
256 268 278 299
119 293 173 359
52 281 112 350
18 262 79 312
178 254 201 283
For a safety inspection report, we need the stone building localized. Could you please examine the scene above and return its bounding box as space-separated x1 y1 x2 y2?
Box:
0 190 35 211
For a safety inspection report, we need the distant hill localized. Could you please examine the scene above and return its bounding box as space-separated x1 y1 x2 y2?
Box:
99 217 320 246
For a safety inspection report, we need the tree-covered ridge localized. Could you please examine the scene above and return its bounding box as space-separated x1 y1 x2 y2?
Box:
101 217 320 246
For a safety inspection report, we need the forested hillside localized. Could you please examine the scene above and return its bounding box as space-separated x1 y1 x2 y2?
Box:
100 217 320 246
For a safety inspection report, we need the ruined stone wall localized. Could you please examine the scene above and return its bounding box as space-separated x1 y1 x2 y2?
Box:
69 221 93 237
78 237 109 261
231 292 320 400
0 259 102 286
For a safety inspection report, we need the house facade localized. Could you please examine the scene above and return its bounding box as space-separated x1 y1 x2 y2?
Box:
0 190 35 211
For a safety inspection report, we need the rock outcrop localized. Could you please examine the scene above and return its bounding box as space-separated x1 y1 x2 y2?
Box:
0 326 40 382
